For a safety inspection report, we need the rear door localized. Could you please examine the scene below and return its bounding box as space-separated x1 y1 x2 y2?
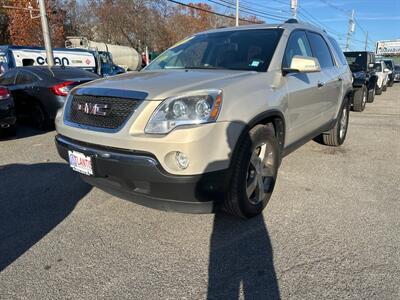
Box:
306 31 341 122
327 36 352 117
13 70 41 117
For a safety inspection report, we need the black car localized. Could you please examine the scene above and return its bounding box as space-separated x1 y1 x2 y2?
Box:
383 59 395 87
344 51 378 112
0 86 16 135
0 66 99 129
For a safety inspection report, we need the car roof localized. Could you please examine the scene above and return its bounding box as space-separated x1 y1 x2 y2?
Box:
344 51 374 54
14 66 99 78
197 20 326 36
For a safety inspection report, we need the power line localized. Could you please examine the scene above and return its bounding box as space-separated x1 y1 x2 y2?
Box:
316 0 375 46
207 0 288 22
241 0 292 15
165 0 262 24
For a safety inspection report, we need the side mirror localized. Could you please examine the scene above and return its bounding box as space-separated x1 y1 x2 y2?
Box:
368 63 375 69
282 55 321 75
384 68 390 73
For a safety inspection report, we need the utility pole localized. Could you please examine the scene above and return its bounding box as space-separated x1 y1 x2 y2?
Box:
235 0 239 26
364 31 368 51
345 9 355 51
38 0 54 66
291 0 298 19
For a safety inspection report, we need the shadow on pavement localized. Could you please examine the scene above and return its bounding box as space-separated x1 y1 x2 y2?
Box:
203 121 280 299
0 163 91 271
207 213 280 299
0 125 53 141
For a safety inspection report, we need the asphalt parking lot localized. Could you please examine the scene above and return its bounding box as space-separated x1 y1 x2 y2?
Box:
0 85 399 299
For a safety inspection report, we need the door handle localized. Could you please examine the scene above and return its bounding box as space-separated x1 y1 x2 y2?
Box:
337 77 342 81
317 81 325 88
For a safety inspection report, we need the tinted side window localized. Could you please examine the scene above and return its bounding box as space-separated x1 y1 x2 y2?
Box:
16 71 37 85
328 37 347 66
283 30 313 68
307 32 334 69
0 70 17 85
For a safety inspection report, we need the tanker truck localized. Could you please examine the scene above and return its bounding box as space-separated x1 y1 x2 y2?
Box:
65 36 141 72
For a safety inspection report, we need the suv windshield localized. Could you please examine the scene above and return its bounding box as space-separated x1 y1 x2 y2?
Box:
146 29 283 72
344 52 367 72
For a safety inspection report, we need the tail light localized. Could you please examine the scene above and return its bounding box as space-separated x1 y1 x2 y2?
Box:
49 81 75 96
0 87 10 100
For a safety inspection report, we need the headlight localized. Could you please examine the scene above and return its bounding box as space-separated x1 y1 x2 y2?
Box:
145 90 223 134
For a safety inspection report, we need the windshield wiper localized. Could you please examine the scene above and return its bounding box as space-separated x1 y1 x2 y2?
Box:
183 66 224 70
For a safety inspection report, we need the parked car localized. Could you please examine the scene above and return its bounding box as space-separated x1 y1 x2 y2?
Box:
383 58 395 87
0 45 125 77
344 51 377 111
0 86 16 136
374 61 390 95
0 66 99 129
55 20 353 219
394 64 400 82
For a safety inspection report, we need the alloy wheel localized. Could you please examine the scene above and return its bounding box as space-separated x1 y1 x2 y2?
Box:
246 142 275 205
339 105 348 139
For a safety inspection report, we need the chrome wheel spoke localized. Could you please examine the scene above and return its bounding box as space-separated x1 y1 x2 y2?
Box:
246 175 257 198
340 107 348 138
257 175 266 200
262 166 272 177
251 152 261 166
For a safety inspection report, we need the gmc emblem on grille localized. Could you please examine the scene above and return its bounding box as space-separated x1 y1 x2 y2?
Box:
77 103 109 116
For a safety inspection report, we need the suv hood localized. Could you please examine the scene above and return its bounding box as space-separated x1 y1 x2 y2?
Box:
73 69 255 100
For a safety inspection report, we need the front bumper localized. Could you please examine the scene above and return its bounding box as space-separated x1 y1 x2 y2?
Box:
55 135 227 213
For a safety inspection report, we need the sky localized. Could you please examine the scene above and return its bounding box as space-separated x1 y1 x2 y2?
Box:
180 0 400 51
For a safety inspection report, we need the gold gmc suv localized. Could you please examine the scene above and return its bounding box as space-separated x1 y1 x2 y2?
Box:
55 19 353 218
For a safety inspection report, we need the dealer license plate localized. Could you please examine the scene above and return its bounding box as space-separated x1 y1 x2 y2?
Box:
68 150 94 176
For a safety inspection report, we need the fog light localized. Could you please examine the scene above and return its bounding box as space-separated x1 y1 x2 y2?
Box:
175 152 189 169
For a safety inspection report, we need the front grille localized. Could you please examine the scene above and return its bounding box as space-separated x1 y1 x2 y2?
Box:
68 95 141 129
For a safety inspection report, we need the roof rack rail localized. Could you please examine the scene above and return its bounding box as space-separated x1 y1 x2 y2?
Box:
285 18 298 24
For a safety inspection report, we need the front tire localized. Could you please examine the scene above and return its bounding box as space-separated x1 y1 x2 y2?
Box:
382 84 387 92
352 86 367 112
367 85 375 103
320 98 350 147
375 85 383 95
225 124 279 219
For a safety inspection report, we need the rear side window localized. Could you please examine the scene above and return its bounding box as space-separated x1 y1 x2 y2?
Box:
328 37 347 66
16 71 38 85
0 70 17 85
307 32 334 69
283 30 313 68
